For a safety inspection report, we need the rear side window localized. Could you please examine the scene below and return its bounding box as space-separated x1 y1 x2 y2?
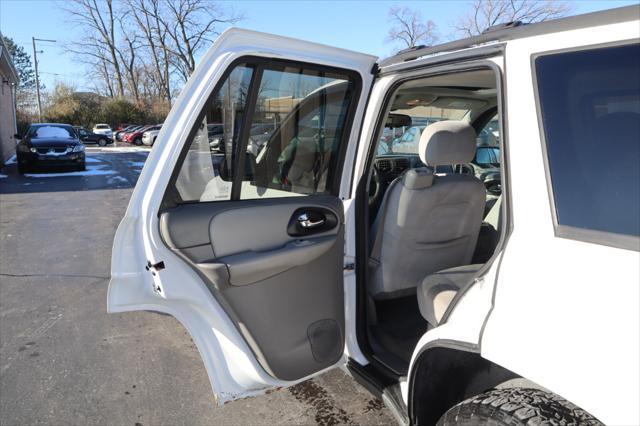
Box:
173 60 359 203
535 43 640 244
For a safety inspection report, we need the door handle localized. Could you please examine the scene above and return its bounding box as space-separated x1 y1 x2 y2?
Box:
298 213 325 229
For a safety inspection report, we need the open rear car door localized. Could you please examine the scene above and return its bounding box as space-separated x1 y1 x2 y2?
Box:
108 29 376 403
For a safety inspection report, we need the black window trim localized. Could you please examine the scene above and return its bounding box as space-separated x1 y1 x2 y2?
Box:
531 39 640 252
161 55 364 210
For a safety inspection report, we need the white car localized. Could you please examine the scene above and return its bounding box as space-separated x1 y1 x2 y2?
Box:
92 123 113 139
142 129 160 146
108 6 639 425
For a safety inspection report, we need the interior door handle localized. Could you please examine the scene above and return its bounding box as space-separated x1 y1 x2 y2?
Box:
298 213 325 229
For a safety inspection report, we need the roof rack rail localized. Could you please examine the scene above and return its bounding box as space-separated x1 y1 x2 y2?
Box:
378 4 639 68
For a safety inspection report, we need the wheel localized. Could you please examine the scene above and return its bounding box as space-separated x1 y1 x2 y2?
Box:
437 388 602 426
17 163 29 174
134 137 142 146
98 138 108 147
76 163 86 172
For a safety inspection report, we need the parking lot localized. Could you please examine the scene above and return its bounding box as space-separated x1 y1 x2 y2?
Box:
0 146 393 425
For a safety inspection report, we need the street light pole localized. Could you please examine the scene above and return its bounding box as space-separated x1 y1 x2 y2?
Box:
31 37 56 123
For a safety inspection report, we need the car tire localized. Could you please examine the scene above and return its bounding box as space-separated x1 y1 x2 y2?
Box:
437 388 602 426
17 163 29 174
134 137 142 146
76 163 86 172
98 138 108 147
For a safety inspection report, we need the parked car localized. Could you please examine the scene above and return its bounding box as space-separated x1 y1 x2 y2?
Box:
108 7 640 426
92 123 113 139
123 125 160 145
74 126 113 147
207 123 224 152
141 127 162 146
16 123 85 173
114 125 140 141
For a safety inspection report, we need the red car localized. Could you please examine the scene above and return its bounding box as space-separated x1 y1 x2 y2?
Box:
123 125 154 145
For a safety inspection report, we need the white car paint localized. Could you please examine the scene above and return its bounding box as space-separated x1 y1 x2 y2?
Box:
479 20 640 425
142 129 159 146
107 28 376 404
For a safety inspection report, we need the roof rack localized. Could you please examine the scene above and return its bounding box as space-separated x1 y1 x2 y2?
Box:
378 4 639 68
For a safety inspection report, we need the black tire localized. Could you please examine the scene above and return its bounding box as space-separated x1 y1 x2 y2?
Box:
437 388 602 426
98 138 108 147
76 163 86 172
134 137 142 146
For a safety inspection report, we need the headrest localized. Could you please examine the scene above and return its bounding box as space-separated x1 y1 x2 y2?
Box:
419 121 476 166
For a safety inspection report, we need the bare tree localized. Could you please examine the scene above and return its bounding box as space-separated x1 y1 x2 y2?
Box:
126 0 173 102
160 0 243 82
65 0 126 97
386 6 438 50
454 0 573 37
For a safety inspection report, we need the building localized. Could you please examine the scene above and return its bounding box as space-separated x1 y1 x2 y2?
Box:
0 34 19 167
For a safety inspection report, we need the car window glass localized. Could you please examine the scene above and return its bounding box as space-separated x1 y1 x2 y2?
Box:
475 116 500 166
535 43 640 237
239 67 355 199
175 65 254 202
381 111 469 156
29 126 75 139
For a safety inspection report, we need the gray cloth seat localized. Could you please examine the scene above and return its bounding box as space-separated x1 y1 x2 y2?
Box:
369 121 486 299
417 264 483 326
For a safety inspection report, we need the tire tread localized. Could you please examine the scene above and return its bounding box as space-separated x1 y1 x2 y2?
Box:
437 388 602 426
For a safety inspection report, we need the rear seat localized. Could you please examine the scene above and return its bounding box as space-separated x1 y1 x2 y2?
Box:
417 196 502 326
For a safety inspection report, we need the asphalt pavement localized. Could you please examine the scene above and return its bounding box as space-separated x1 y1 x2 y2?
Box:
0 146 394 425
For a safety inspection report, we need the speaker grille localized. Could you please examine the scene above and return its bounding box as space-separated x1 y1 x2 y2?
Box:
307 319 342 363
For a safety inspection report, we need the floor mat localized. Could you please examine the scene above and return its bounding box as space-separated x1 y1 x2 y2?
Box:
368 295 429 375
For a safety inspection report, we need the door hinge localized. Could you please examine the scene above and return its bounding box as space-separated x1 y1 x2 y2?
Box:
146 260 165 275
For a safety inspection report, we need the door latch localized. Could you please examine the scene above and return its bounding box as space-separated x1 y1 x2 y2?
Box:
146 260 165 275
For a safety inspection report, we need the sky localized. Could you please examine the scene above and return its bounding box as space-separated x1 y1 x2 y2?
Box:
1 0 637 91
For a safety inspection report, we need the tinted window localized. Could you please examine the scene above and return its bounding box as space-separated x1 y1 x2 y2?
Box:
536 43 640 237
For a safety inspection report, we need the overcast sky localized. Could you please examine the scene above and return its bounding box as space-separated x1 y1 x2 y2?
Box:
1 0 636 91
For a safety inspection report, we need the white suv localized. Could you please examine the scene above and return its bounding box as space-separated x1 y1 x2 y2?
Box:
92 123 112 139
108 6 639 425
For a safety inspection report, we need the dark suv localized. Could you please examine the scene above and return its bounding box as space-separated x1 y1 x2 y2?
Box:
16 123 86 173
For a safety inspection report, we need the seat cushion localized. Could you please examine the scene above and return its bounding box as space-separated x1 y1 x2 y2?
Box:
417 264 483 326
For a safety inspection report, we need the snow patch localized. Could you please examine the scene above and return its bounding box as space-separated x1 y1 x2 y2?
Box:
85 157 102 163
88 146 150 153
107 176 128 185
0 174 8 179
5 155 16 165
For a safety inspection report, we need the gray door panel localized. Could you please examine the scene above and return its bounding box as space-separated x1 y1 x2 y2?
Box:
159 195 345 381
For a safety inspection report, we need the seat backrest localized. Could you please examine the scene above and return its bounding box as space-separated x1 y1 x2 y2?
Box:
369 121 486 298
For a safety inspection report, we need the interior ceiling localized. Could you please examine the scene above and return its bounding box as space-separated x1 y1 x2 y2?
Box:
399 69 497 90
391 69 497 111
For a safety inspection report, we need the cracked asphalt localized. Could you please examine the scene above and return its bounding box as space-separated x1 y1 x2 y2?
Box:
0 146 394 425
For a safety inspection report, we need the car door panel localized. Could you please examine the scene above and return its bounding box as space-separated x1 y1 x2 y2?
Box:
158 195 345 381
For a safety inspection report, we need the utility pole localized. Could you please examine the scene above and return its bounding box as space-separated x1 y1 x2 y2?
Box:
31 37 56 123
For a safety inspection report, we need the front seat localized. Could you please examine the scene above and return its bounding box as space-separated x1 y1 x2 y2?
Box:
369 121 486 299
